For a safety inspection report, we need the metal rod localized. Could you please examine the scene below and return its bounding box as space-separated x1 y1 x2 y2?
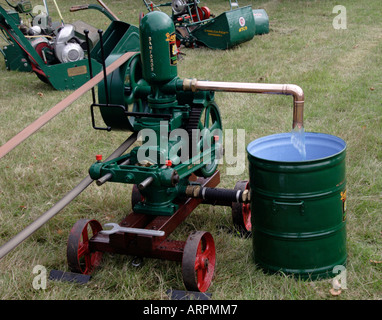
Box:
98 29 109 105
182 79 304 129
42 0 49 16
96 158 130 186
0 51 137 159
0 132 138 260
96 173 112 186
52 0 65 26
137 164 167 190
84 29 96 104
138 176 154 190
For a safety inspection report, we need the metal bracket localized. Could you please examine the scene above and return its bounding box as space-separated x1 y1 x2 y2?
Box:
272 200 305 216
90 103 125 131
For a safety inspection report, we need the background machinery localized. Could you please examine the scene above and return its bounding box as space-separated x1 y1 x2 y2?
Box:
143 0 269 49
0 0 137 90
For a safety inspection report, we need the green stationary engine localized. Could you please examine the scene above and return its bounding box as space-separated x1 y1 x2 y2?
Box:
89 11 223 216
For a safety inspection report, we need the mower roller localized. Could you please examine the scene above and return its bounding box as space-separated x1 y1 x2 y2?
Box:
0 10 303 293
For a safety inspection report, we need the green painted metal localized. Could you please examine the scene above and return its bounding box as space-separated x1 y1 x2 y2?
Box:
142 0 267 49
0 6 48 69
0 5 140 90
3 42 31 72
140 12 178 84
42 59 98 90
247 133 347 279
89 152 187 216
45 21 140 91
86 21 140 99
252 9 269 35
91 21 140 63
0 8 31 72
89 93 222 215
90 11 223 216
97 53 150 131
190 6 255 50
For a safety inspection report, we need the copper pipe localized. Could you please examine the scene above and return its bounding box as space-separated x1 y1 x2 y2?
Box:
182 79 304 129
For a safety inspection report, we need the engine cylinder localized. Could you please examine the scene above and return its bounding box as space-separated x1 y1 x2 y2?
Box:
139 11 178 84
54 25 84 63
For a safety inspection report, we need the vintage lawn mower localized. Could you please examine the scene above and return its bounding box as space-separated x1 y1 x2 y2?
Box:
142 0 269 49
0 10 303 293
0 0 139 90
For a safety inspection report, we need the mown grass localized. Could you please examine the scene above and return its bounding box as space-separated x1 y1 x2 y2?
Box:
0 0 381 300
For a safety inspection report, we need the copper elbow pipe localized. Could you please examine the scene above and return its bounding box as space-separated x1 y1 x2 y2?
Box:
182 79 304 129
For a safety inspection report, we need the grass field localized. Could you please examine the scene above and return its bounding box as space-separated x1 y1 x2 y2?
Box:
0 0 381 301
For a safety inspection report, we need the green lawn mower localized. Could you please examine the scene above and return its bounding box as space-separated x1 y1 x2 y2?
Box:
142 0 269 49
0 0 138 90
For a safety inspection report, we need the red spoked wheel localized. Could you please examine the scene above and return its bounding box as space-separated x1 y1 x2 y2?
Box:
182 231 216 292
232 180 252 237
30 41 51 84
190 7 200 22
191 6 209 22
200 6 211 20
67 219 103 274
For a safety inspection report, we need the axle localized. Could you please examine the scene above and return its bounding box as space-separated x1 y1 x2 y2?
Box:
184 185 250 206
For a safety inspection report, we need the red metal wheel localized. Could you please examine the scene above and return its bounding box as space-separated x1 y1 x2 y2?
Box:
232 180 252 236
67 219 103 274
200 6 211 20
182 231 216 292
190 7 208 22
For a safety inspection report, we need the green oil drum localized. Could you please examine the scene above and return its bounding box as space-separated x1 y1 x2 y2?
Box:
247 132 347 280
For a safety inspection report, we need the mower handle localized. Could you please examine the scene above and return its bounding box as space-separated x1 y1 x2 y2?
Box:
69 4 118 22
70 4 90 12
